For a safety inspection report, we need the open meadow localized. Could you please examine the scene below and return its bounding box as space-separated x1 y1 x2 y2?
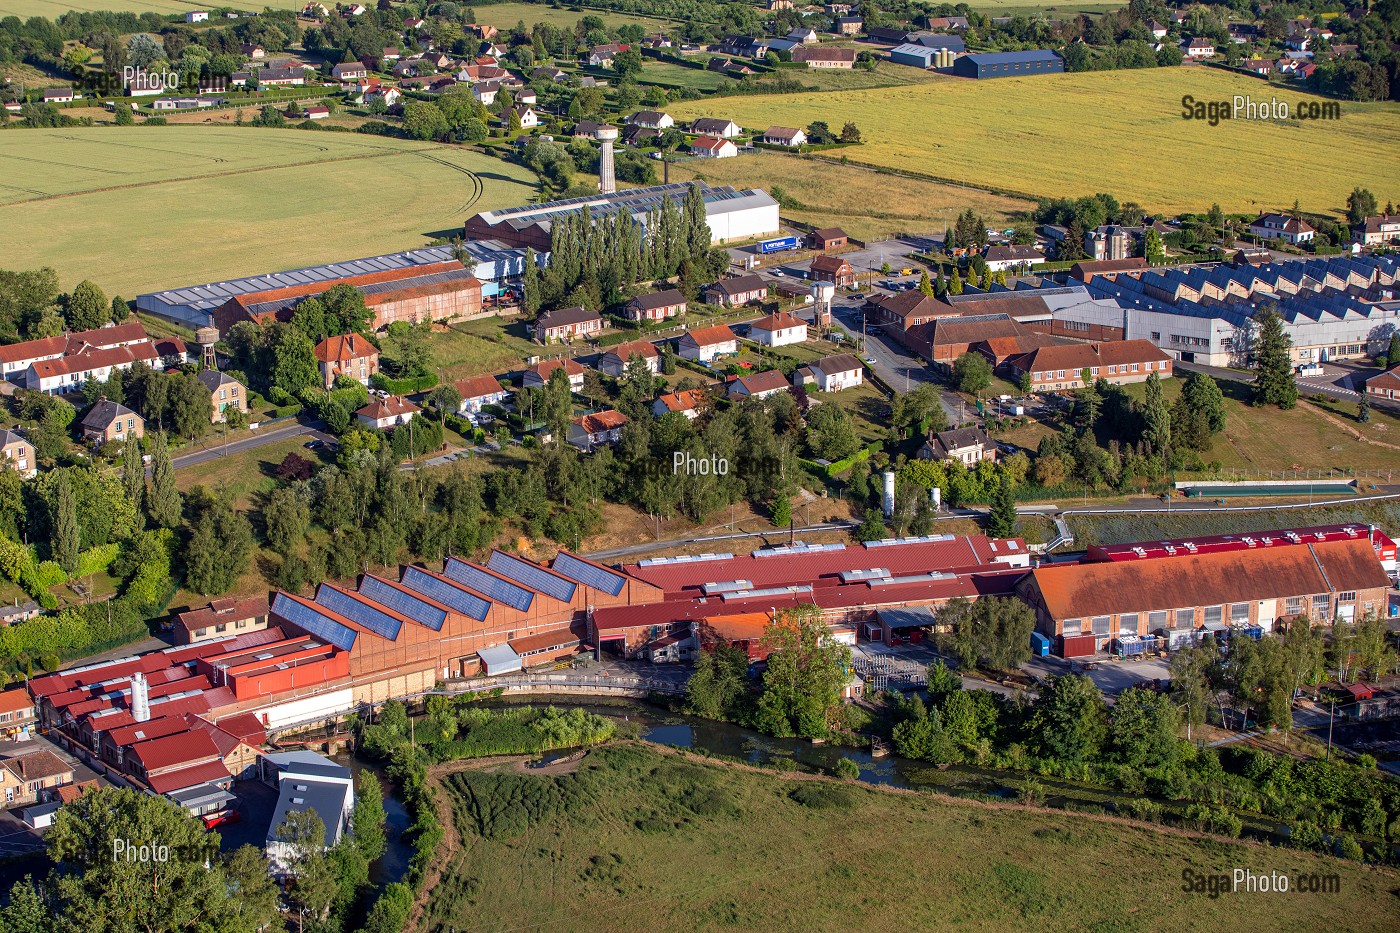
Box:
467 1 674 30
670 149 1032 241
423 744 1392 933
0 0 299 16
672 67 1400 214
0 126 537 297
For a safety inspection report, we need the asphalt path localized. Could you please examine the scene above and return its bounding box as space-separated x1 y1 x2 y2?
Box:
170 418 331 472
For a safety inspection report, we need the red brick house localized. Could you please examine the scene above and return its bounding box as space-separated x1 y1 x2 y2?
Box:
809 255 855 287
624 289 686 322
1004 339 1173 391
315 333 380 388
535 306 603 343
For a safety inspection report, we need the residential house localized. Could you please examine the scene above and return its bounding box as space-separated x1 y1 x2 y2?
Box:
535 306 604 343
0 687 36 739
314 334 379 388
983 244 1045 272
240 43 265 58
1182 36 1215 58
79 399 144 447
769 0 794 9
690 135 738 158
762 126 807 147
622 125 658 147
1148 20 1168 38
927 16 970 31
265 752 355 879
365 85 401 108
0 429 36 479
453 374 508 413
533 66 569 83
864 290 953 333
598 341 660 377
1242 58 1274 75
653 388 709 420
331 62 368 82
511 104 539 128
42 88 74 104
835 16 863 35
568 410 627 451
0 601 39 626
809 255 856 286
186 10 209 22
792 47 857 68
402 16 425 29
919 426 996 465
515 89 538 106
1016 537 1391 653
624 289 687 322
728 369 790 400
708 57 755 76
677 324 739 362
356 395 420 429
690 117 742 138
1 750 74 807
801 353 864 392
717 35 770 57
466 23 499 39
1004 339 1173 390
1366 366 1400 406
1353 215 1400 246
704 274 768 307
749 311 808 347
23 342 158 394
788 27 819 44
628 110 674 129
1085 225 1135 261
1249 212 1315 245
174 596 272 645
523 359 586 391
196 370 248 423
809 227 848 250
587 43 629 67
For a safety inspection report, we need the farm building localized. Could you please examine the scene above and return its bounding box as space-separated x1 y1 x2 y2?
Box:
913 33 966 52
792 47 857 68
889 44 942 68
951 50 1063 78
464 183 780 251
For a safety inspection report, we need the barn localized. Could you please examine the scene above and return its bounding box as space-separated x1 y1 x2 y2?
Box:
951 49 1063 79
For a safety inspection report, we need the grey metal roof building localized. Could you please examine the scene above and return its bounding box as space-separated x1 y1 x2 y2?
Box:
952 49 1063 78
135 240 529 329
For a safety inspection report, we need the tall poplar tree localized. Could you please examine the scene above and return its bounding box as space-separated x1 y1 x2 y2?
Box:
146 433 182 529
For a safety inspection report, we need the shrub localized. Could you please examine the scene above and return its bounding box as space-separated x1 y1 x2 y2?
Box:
371 372 438 395
833 758 860 781
1336 835 1364 862
788 784 856 810
76 543 121 577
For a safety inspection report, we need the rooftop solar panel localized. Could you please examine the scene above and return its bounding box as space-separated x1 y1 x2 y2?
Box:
359 576 448 631
271 594 357 651
443 558 534 611
552 552 626 596
400 566 490 620
486 552 577 602
315 586 402 640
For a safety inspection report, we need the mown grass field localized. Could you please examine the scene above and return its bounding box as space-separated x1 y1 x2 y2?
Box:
0 0 299 16
670 150 1031 241
672 67 1400 213
468 1 673 30
0 126 537 297
638 60 734 91
426 744 1391 933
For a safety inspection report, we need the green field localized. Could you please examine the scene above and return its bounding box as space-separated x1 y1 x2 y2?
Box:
0 0 300 16
0 126 537 297
672 67 1400 214
639 60 735 91
468 1 674 30
426 744 1391 933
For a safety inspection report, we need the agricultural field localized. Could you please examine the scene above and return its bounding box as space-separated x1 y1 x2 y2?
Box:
752 59 950 92
424 744 1390 933
669 150 1032 242
0 0 299 16
671 67 1400 213
0 126 537 298
638 60 735 91
467 1 674 30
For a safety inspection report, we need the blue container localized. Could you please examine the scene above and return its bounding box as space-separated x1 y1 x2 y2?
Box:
1030 631 1051 657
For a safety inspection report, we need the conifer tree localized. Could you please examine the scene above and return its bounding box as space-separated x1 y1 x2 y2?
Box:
1252 308 1298 409
147 433 182 529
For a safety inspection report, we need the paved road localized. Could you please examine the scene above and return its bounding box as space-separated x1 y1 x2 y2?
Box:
171 418 331 472
1177 358 1382 406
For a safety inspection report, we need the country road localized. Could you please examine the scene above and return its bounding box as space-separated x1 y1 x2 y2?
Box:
170 418 331 472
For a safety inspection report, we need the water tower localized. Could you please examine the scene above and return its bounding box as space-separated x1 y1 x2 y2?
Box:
196 326 219 369
809 281 835 328
595 125 619 195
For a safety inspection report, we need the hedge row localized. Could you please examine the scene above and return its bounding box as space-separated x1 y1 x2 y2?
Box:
371 373 439 395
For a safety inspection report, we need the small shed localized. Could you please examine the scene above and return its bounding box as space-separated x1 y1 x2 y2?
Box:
809 227 849 250
1344 682 1375 702
21 800 60 829
478 643 523 676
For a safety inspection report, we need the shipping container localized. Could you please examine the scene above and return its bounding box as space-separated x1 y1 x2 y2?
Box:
757 236 799 254
1058 633 1097 658
1030 631 1051 657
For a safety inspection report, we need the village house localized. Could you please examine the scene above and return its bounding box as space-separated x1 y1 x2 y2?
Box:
983 244 1044 273
1 750 74 807
809 227 848 250
331 62 367 82
42 88 74 104
1249 212 1316 245
788 26 819 43
762 125 807 147
653 388 708 420
1004 340 1173 391
523 358 586 391
835 16 863 35
598 341 660 378
809 255 856 286
356 395 419 429
314 333 379 388
919 425 997 465
535 306 604 343
728 369 790 400
1182 36 1215 58
453 374 508 413
1353 215 1400 246
690 135 739 159
796 353 864 392
187 10 209 22
24 343 159 394
703 274 768 307
792 47 858 68
624 289 687 322
196 370 248 423
1366 366 1400 406
0 687 36 740
174 596 272 645
587 42 629 67
568 410 627 452
690 117 742 138
628 110 674 129
748 311 808 347
511 104 539 128
79 399 144 447
0 429 36 479
677 324 739 362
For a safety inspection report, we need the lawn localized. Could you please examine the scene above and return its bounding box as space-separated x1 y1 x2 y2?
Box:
434 318 541 380
174 434 324 509
0 0 299 15
0 126 538 298
669 150 1032 242
424 744 1391 933
670 67 1400 213
638 60 734 92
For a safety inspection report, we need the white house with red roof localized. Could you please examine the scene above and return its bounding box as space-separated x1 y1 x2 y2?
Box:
689 135 738 159
748 311 807 347
1248 212 1315 245
453 374 508 412
356 395 420 429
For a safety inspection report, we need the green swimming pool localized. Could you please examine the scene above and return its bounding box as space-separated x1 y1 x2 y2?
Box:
1182 482 1357 497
